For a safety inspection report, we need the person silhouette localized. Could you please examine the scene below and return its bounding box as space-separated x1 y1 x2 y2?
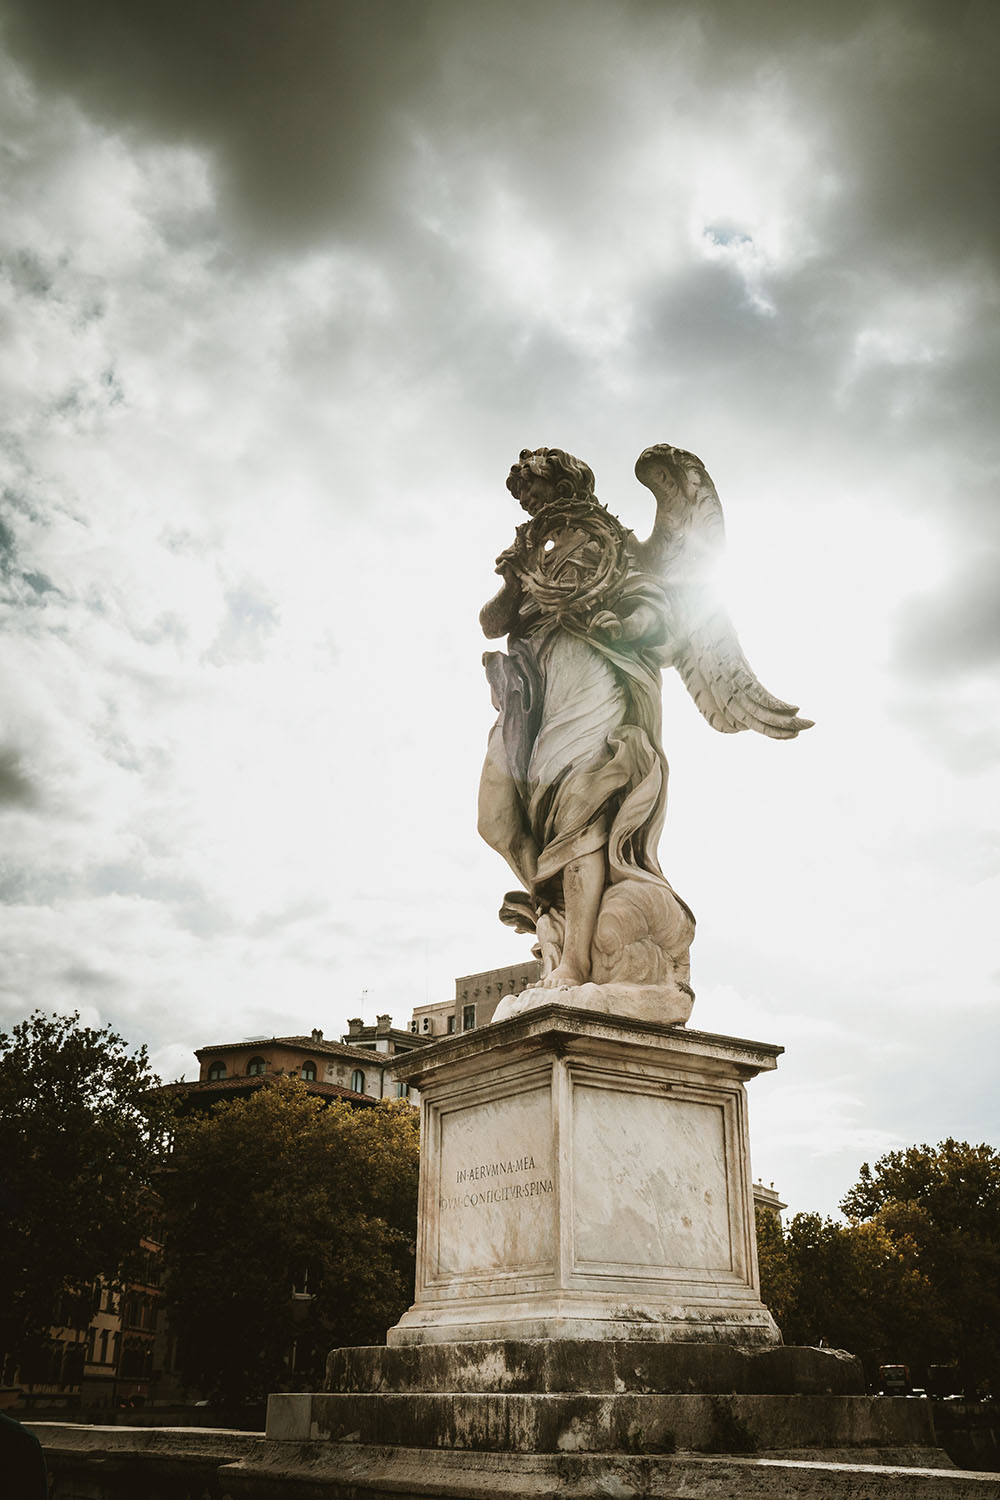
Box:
0 1388 48 1499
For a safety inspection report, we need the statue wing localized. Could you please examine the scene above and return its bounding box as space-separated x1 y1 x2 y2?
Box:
634 443 813 740
670 600 813 738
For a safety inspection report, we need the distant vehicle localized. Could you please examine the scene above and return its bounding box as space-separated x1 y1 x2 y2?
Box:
879 1364 911 1396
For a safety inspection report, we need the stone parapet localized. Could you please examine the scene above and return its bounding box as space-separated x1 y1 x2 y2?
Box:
27 1421 260 1498
220 1442 1000 1499
28 1419 1000 1499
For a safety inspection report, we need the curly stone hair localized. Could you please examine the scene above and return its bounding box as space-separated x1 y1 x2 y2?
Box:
506 447 597 504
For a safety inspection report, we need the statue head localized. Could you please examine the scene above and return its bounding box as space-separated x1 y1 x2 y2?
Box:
506 448 597 514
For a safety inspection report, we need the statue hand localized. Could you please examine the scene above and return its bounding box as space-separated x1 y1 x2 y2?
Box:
495 544 519 577
589 609 624 642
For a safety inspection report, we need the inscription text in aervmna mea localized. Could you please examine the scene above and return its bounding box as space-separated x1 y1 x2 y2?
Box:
456 1155 537 1183
441 1154 553 1212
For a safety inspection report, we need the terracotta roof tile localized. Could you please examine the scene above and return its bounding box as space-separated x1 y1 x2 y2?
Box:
155 1076 377 1106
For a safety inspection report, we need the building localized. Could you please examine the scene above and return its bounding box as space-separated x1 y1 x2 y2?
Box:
340 1014 429 1099
752 1180 787 1222
409 960 540 1037
5 1210 169 1414
158 1021 431 1114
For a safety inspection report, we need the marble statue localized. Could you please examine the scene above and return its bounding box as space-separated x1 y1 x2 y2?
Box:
479 444 811 1025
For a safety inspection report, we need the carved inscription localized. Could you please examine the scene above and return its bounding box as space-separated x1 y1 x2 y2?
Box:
434 1087 556 1274
441 1154 553 1211
457 1154 535 1182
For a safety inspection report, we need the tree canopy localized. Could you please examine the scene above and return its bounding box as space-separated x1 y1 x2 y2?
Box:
842 1139 1000 1394
757 1139 1000 1394
160 1078 419 1404
0 1010 163 1366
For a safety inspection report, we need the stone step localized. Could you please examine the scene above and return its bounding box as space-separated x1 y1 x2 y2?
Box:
267 1390 939 1458
326 1339 865 1396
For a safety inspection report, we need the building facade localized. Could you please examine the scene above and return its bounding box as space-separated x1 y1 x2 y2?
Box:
158 1019 431 1114
752 1180 788 1222
409 960 540 1038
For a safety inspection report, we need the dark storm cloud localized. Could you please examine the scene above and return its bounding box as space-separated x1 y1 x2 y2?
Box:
2 0 996 259
710 0 1000 266
0 0 437 241
3 0 996 676
0 747 35 806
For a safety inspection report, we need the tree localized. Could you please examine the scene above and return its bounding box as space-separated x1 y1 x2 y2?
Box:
756 1207 940 1381
755 1140 1000 1393
160 1078 419 1404
0 1011 163 1369
841 1140 1000 1394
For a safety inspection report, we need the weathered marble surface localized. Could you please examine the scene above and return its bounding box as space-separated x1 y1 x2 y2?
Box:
479 444 812 1025
266 1390 942 1457
32 1414 999 1499
387 1006 781 1346
229 1443 998 1499
324 1340 866 1395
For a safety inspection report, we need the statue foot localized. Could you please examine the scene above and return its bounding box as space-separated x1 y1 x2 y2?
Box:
540 962 587 989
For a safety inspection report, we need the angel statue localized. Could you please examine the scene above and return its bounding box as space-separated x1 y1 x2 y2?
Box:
479 443 812 1026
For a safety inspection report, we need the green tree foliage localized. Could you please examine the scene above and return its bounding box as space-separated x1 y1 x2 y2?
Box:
756 1206 939 1381
0 1011 163 1365
841 1139 1000 1394
756 1139 1000 1392
160 1078 419 1404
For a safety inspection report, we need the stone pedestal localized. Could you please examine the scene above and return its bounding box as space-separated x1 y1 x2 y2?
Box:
387 1004 781 1346
256 1004 965 1491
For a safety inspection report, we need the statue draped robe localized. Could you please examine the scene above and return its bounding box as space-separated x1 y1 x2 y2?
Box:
479 560 684 933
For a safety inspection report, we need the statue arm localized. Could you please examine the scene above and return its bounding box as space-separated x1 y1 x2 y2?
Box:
590 599 669 648
480 574 522 639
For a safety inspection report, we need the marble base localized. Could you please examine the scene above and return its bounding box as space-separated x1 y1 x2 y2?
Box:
266 1386 941 1463
387 1005 781 1347
323 1340 866 1396
493 978 694 1026
260 1337 956 1486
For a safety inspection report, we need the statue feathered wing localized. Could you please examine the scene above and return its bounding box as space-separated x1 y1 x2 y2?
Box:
634 444 813 740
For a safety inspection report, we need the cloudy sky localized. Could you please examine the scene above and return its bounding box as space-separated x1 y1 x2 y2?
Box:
0 0 997 1219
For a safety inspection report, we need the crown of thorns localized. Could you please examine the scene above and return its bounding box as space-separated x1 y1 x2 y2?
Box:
516 497 630 619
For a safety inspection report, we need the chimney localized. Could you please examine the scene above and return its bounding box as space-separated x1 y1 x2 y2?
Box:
311 1028 323 1043
347 1018 363 1036
376 1013 392 1034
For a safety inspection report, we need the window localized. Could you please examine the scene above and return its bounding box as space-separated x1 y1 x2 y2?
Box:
396 1081 409 1098
207 1059 226 1081
446 1015 455 1034
300 1060 317 1081
247 1057 266 1076
463 1004 476 1031
350 1069 365 1094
